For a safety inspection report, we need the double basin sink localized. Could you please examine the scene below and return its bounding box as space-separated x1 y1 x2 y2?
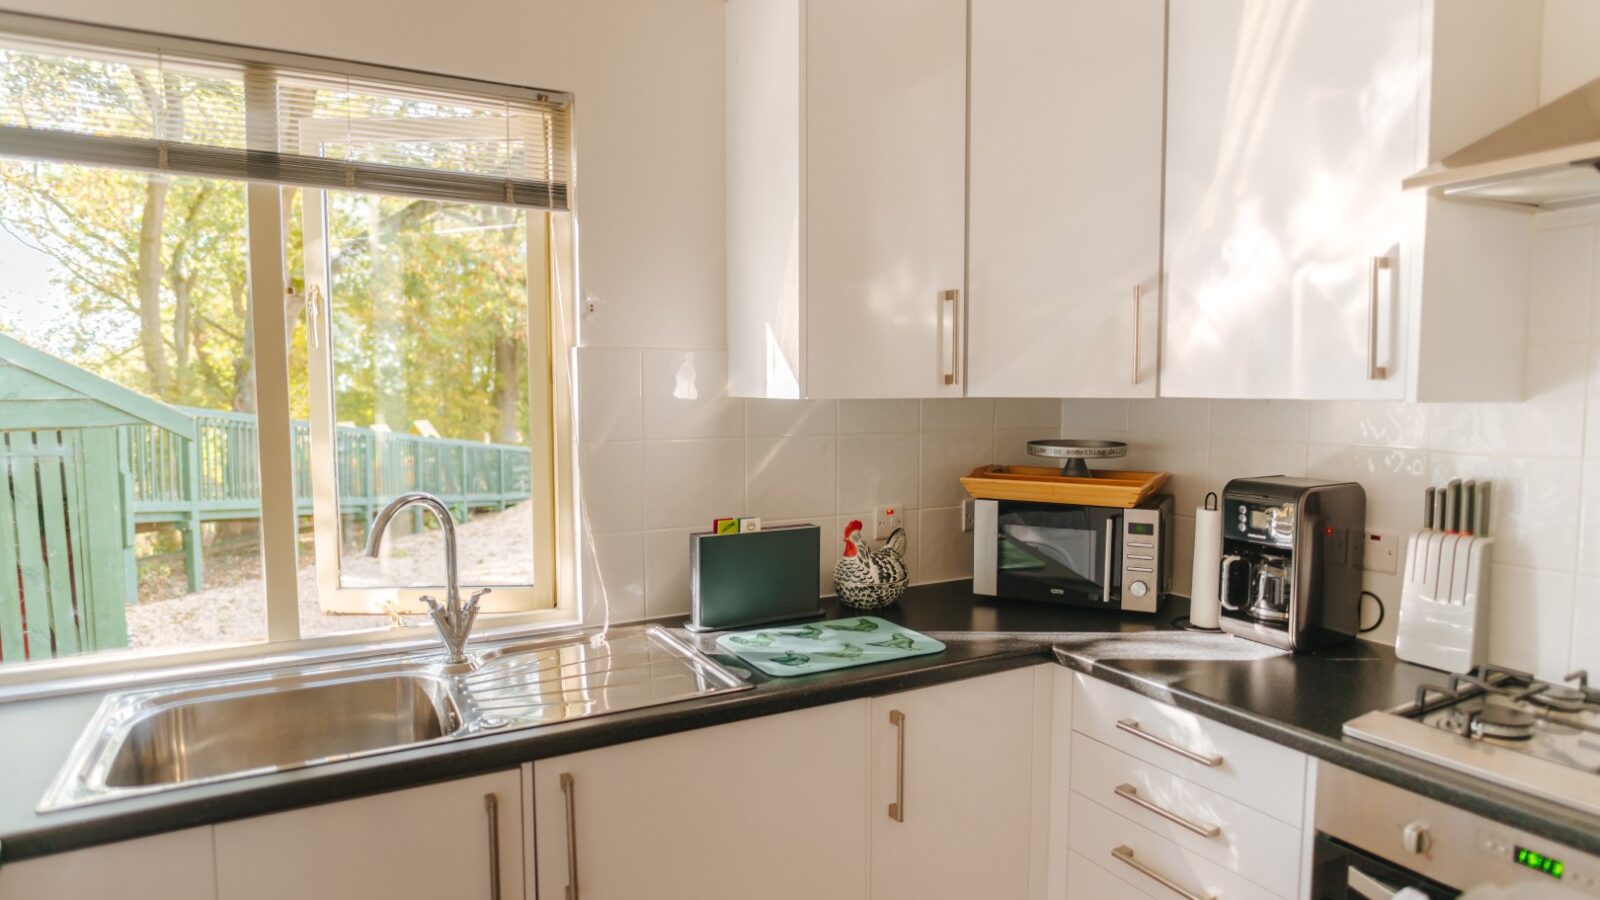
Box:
40 625 750 811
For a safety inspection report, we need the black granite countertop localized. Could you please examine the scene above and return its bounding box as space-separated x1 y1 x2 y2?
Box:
1 580 1595 865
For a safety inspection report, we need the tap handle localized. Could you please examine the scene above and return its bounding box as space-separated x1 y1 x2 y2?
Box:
420 595 442 614
468 587 493 608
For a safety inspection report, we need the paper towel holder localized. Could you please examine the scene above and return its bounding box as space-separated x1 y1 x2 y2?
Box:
1181 492 1225 632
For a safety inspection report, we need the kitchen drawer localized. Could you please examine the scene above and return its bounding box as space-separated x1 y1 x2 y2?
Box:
1071 732 1301 897
1072 673 1306 824
1069 792 1279 900
1066 850 1159 900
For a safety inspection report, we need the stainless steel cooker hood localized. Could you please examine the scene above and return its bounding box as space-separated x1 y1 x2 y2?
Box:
1404 76 1600 210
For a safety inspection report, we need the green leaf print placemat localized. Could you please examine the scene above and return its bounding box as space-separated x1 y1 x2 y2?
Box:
715 617 945 677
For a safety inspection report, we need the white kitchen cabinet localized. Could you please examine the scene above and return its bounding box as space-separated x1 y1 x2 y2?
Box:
213 770 523 900
533 701 871 900
0 827 216 900
1161 0 1541 401
869 667 1039 900
966 0 1166 399
726 0 967 399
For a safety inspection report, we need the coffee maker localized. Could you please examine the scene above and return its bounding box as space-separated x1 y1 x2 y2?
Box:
1218 476 1365 652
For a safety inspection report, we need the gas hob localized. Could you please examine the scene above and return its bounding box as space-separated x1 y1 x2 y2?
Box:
1343 665 1600 817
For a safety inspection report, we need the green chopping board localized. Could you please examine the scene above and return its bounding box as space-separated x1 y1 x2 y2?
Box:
715 616 945 677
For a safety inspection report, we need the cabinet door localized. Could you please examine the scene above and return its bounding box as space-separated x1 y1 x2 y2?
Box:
0 828 216 900
534 701 870 900
214 770 523 900
1161 0 1423 399
967 0 1165 398
804 0 967 399
870 667 1036 900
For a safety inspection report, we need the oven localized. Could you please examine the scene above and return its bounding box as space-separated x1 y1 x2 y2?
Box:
1314 764 1600 899
971 494 1172 613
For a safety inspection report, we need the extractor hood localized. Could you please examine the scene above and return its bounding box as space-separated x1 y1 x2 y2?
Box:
1404 76 1600 210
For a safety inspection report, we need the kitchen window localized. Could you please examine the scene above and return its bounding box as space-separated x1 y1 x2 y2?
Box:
0 13 575 680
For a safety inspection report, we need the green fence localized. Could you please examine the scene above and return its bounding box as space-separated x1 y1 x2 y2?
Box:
121 408 534 595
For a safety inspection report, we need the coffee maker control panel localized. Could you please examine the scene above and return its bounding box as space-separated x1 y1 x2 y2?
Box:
1231 500 1297 549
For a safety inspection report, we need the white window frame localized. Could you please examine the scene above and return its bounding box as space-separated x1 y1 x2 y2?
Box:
298 114 556 614
0 15 579 692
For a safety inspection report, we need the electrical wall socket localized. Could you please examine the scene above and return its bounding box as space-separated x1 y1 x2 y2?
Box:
1362 529 1399 574
873 504 905 541
960 500 975 533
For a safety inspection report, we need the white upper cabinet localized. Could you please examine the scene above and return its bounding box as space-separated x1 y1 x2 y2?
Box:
1161 0 1541 401
727 0 968 399
967 0 1166 398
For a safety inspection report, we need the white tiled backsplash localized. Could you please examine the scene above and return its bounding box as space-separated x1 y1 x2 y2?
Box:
580 211 1600 681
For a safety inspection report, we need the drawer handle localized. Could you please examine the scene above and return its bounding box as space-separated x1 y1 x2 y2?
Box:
561 772 580 900
1112 845 1215 900
888 709 907 822
1116 718 1224 768
484 793 503 900
1115 783 1221 838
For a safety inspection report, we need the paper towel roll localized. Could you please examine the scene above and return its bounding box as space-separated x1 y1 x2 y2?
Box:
1190 494 1223 629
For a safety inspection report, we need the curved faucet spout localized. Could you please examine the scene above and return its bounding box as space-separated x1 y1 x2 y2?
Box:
367 491 485 665
367 491 459 606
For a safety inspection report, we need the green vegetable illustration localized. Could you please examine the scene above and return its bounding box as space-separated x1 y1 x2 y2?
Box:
778 624 824 640
729 632 775 647
770 650 811 666
825 618 879 633
868 633 917 651
817 643 864 660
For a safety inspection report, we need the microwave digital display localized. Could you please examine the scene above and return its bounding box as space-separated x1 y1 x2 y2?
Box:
1128 522 1154 536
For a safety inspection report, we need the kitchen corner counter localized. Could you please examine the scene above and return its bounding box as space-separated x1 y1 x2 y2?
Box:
1054 641 1600 857
2 580 1595 865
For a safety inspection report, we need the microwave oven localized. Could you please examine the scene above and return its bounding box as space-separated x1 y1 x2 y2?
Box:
972 494 1173 613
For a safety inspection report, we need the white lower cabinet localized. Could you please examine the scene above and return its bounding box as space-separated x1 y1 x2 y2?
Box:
869 667 1039 900
532 700 872 900
0 827 217 900
213 769 524 900
1064 674 1310 900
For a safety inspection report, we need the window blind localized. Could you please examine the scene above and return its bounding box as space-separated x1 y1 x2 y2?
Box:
0 15 571 210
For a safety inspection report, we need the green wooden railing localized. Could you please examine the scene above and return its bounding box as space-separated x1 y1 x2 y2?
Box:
121 409 533 593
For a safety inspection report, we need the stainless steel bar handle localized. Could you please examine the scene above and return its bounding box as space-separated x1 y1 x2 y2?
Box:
1102 519 1114 605
1116 718 1224 767
1367 255 1391 380
888 709 907 822
942 289 959 386
1132 284 1143 385
484 793 502 900
1348 867 1405 900
560 773 580 900
1114 783 1221 838
1112 846 1215 900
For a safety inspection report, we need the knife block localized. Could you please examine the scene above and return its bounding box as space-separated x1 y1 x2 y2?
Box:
1395 530 1492 674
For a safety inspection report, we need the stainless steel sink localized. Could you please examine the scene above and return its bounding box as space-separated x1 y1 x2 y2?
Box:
103 671 460 789
40 625 749 811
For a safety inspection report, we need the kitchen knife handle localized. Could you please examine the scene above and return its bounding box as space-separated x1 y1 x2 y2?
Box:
1367 255 1391 380
1423 487 1435 529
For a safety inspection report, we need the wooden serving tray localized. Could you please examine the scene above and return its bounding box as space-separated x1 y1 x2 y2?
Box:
959 465 1170 508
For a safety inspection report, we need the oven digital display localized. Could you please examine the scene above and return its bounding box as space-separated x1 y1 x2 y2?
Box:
1515 846 1564 879
1128 523 1154 536
1250 509 1273 530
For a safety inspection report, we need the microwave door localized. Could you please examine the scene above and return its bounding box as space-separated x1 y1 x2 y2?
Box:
995 506 1116 601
